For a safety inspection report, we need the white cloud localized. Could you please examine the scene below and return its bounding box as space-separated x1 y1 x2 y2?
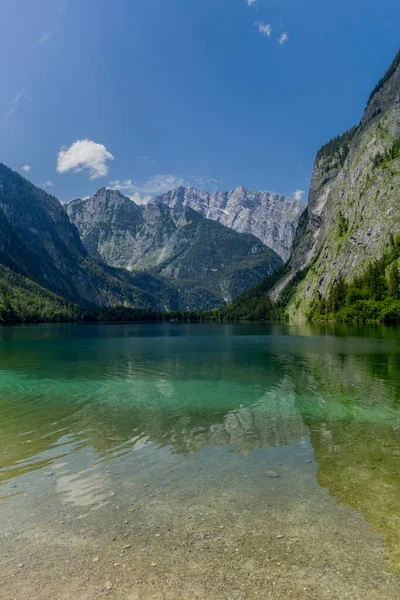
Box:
57 139 114 180
247 0 258 5
41 181 54 188
255 22 272 37
140 174 186 195
107 179 135 192
191 175 220 190
107 173 222 203
278 32 289 44
293 189 305 201
7 88 30 116
21 165 32 172
108 174 186 204
37 31 54 44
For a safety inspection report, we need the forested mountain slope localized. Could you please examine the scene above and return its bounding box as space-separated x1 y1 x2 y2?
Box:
268 50 400 321
67 188 283 304
0 165 215 311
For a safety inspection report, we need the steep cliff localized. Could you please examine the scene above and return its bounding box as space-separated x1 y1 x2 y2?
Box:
271 49 400 320
154 186 305 261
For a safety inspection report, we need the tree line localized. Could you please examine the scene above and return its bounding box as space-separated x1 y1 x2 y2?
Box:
308 235 400 323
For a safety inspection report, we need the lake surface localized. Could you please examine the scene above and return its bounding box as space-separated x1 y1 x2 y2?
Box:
1 323 400 599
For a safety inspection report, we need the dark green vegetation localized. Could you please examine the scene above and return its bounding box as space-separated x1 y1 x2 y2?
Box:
211 234 400 325
338 213 349 237
203 265 309 321
315 126 358 168
67 189 282 306
308 238 400 323
368 47 400 102
0 264 211 324
372 135 400 170
0 264 157 324
209 268 285 321
223 229 400 327
0 265 84 324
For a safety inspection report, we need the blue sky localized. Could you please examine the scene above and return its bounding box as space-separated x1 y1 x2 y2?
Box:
0 0 399 203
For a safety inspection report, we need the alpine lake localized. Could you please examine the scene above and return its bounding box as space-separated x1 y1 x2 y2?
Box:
1 322 400 600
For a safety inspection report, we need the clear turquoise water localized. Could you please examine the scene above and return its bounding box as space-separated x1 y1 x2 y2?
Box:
1 323 400 599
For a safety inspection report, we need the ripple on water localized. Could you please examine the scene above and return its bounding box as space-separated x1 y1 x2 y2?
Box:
0 323 400 598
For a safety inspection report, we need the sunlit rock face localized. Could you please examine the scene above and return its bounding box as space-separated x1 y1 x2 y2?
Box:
154 186 305 262
270 53 400 318
67 188 283 307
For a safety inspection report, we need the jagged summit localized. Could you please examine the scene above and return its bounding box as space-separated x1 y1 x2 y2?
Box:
84 183 303 262
66 189 283 306
153 185 305 261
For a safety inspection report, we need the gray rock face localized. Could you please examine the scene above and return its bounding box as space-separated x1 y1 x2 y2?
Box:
270 52 400 320
153 186 305 262
67 188 283 306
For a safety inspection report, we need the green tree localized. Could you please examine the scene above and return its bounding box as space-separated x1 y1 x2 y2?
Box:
388 262 400 298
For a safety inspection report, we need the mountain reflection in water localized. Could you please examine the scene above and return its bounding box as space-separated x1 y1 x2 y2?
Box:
0 323 399 572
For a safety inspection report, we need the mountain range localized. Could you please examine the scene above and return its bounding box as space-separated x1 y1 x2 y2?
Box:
154 186 305 261
0 165 294 319
0 163 186 312
67 188 283 305
3 48 398 325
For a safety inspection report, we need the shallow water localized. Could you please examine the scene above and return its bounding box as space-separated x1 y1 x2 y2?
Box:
1 323 400 599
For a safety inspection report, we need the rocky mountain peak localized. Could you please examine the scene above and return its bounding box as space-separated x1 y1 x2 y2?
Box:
98 187 135 205
154 185 305 261
66 188 283 308
67 188 140 229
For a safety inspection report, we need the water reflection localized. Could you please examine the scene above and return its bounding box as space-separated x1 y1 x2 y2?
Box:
291 351 400 572
1 323 400 571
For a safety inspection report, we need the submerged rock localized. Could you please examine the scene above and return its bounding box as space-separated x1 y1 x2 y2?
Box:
265 471 281 478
